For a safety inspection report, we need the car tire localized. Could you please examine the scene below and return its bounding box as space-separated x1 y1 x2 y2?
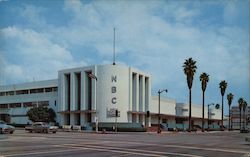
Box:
52 131 56 134
0 128 2 134
44 129 48 133
10 131 13 134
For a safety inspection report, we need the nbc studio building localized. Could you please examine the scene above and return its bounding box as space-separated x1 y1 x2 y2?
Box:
0 64 224 131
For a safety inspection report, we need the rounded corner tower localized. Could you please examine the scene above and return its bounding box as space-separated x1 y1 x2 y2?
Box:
58 64 151 126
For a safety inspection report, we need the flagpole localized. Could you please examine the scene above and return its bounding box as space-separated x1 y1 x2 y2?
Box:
113 27 116 65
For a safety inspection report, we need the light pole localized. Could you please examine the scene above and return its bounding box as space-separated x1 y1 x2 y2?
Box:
207 103 214 131
157 89 168 134
88 73 98 133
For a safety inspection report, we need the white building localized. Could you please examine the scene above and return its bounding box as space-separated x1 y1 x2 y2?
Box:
0 64 222 130
0 80 58 124
175 103 221 129
57 64 151 127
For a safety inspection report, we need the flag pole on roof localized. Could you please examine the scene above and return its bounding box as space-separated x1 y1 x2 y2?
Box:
113 27 116 65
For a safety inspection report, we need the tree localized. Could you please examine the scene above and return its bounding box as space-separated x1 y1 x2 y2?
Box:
219 80 227 129
238 98 244 131
199 72 209 132
227 93 234 130
183 58 197 131
27 106 56 123
242 100 248 131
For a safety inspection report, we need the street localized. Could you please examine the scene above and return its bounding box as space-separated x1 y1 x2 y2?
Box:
0 130 249 157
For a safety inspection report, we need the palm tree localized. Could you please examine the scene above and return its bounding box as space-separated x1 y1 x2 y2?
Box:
238 98 244 131
242 100 248 131
183 58 197 131
219 80 227 129
199 72 209 132
227 93 234 130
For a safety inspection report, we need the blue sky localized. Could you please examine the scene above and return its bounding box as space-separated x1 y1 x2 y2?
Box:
0 0 249 114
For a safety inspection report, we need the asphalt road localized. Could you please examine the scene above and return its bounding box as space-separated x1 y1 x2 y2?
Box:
0 130 249 157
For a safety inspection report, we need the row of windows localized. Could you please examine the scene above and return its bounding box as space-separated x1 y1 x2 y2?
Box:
0 87 57 96
0 101 50 109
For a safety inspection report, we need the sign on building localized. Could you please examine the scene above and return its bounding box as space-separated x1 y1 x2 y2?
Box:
107 108 120 117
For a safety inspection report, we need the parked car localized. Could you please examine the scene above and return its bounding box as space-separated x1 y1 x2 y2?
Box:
0 120 15 134
25 122 58 133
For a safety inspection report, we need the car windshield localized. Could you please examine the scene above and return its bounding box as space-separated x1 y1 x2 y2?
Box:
0 120 6 124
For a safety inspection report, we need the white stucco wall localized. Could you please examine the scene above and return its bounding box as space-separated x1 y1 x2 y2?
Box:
150 96 176 115
176 103 221 120
97 64 130 122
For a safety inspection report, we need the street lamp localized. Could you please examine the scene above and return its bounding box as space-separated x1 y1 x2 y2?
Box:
88 73 98 133
207 103 214 131
157 89 168 134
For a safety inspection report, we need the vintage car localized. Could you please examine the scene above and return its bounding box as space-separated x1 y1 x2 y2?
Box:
25 122 58 133
0 120 15 134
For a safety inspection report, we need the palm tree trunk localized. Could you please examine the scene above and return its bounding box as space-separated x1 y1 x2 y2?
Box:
239 109 241 131
221 96 224 129
228 106 230 131
243 110 245 131
202 91 204 132
189 89 192 132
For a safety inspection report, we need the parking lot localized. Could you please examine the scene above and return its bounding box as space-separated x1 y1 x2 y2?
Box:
0 130 249 157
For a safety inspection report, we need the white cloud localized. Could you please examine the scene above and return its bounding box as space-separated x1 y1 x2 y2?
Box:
1 27 87 83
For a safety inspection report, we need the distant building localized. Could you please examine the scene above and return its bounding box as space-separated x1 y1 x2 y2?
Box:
231 106 250 130
0 64 222 130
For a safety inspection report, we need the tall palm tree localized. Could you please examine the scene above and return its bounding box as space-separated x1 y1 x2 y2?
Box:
219 80 227 129
227 93 234 130
242 100 248 131
238 98 244 131
183 58 197 131
199 72 209 132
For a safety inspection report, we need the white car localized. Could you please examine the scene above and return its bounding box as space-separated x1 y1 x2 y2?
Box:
0 120 15 134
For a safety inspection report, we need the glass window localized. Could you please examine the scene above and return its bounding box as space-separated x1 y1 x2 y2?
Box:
45 88 52 92
52 87 58 92
0 104 8 108
30 88 44 94
23 102 33 107
6 91 14 96
9 103 21 108
38 101 49 107
0 92 5 96
16 90 28 95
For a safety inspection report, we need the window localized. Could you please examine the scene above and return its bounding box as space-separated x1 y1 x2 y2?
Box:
38 101 49 107
9 103 21 108
16 90 28 95
45 88 52 92
0 104 8 109
52 87 58 92
0 92 5 96
30 88 44 94
6 91 14 96
23 102 34 107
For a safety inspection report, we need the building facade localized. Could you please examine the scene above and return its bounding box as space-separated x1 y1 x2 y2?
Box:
0 64 223 130
57 64 151 127
231 106 250 130
0 80 58 124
